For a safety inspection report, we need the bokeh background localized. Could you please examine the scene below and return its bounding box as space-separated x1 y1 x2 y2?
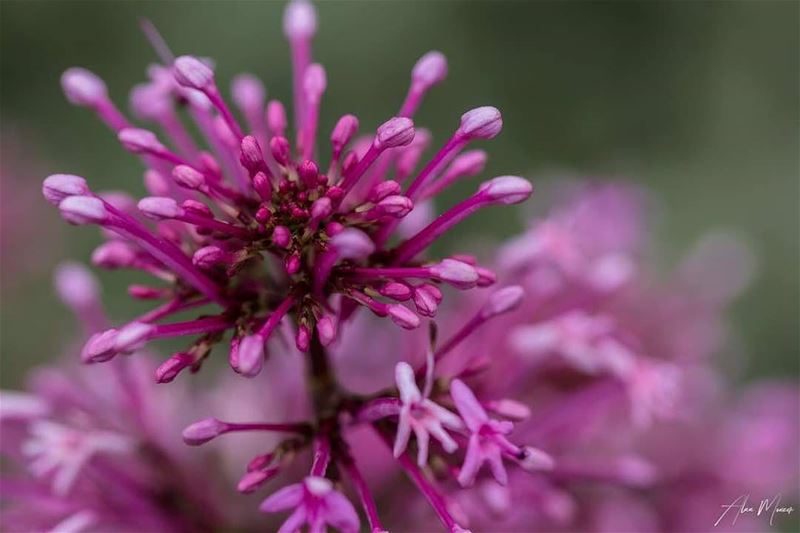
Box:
1 0 797 394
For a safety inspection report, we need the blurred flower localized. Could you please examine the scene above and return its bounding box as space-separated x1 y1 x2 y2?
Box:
0 263 225 532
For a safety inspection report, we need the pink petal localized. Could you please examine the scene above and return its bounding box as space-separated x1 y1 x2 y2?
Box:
395 362 421 404
457 435 484 487
277 507 308 533
323 490 361 533
392 409 412 458
260 483 304 512
450 379 488 432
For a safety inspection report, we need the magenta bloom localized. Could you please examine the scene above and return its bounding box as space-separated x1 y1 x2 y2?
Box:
451 379 553 487
394 361 463 466
45 0 531 382
260 476 360 533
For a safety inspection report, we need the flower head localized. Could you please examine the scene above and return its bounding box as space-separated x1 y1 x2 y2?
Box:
43 0 531 387
260 476 360 533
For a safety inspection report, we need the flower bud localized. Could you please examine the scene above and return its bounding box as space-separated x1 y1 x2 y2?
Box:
375 117 415 149
59 196 108 225
61 67 108 107
130 83 170 120
479 176 532 205
329 228 375 260
331 114 359 154
81 329 119 363
138 197 184 220
413 286 438 317
182 199 214 218
144 169 171 196
239 136 265 172
295 324 311 352
237 469 277 494
182 417 227 446
429 259 479 288
316 315 337 346
172 165 206 190
388 304 420 330
114 322 154 352
193 246 228 269
54 262 100 313
283 0 317 40
237 335 265 378
155 352 194 384
458 106 503 140
43 174 89 205
269 136 291 165
411 51 448 90
267 101 288 136
480 285 524 319
173 55 215 91
231 74 265 111
369 180 401 203
310 197 332 220
91 241 137 268
377 195 413 217
379 282 413 301
118 128 165 154
272 225 291 248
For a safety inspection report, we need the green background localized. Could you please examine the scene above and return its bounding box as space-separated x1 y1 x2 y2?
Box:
1 0 797 388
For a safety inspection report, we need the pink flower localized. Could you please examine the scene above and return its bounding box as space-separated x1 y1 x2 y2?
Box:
450 379 552 487
260 476 360 533
394 361 463 466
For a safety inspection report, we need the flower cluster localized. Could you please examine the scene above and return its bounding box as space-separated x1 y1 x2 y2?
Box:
46 0 529 383
1 1 794 532
1 264 224 532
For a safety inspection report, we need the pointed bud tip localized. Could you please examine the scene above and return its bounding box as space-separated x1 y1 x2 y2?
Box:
118 128 165 154
54 262 100 311
412 51 448 89
329 228 375 260
283 0 317 40
479 176 532 205
519 446 555 472
388 304 420 329
58 195 107 225
231 74 265 110
61 67 107 107
182 418 226 446
43 174 89 205
482 285 525 318
237 335 265 377
375 117 415 149
138 196 183 220
459 106 503 139
173 55 215 90
430 259 479 287
172 165 206 190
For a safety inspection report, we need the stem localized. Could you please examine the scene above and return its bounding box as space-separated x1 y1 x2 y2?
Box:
310 435 331 476
340 452 384 532
306 330 337 417
374 425 459 531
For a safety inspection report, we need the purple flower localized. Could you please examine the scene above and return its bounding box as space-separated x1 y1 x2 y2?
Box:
393 361 463 466
260 476 360 533
450 379 553 487
1 263 225 532
42 0 532 386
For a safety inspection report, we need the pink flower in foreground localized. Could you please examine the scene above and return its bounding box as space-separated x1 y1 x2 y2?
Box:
260 476 360 533
394 361 463 466
451 379 553 487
